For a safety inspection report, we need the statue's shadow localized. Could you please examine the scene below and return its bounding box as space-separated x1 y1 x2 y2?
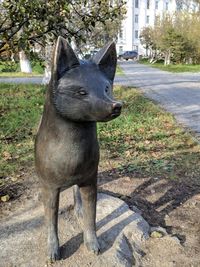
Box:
60 232 83 260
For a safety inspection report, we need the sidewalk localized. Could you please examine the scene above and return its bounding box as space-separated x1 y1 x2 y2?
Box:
118 61 200 136
0 76 43 84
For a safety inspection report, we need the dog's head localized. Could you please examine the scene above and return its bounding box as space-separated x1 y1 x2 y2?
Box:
50 36 122 122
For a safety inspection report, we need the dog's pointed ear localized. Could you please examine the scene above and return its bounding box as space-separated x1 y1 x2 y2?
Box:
92 41 117 82
52 36 80 81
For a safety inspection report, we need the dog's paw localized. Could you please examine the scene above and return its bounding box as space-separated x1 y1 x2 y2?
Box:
85 240 100 255
47 239 60 262
84 233 100 255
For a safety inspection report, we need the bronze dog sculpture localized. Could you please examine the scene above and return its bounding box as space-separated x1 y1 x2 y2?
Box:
35 36 122 261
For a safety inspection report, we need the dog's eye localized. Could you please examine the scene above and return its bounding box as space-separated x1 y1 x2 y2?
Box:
105 85 110 94
77 89 87 96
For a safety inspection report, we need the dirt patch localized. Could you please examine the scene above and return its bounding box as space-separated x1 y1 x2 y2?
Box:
1 163 200 266
0 173 150 267
0 168 37 219
98 163 200 267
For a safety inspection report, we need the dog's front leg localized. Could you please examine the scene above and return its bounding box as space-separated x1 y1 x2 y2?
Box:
42 187 60 261
79 180 100 255
73 184 83 220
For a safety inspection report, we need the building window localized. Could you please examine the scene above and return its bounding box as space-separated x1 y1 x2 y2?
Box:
135 30 139 39
135 0 139 8
155 1 158 9
119 28 123 39
147 0 150 9
166 2 169 10
133 45 138 52
176 2 183 10
135 14 139 23
146 15 150 24
119 46 123 53
155 15 159 24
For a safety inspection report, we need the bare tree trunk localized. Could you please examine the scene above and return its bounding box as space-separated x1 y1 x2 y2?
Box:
19 50 32 73
42 61 51 85
42 44 53 85
164 50 171 65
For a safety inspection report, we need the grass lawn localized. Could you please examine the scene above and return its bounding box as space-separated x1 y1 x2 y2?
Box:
0 72 43 77
139 58 200 73
0 61 44 77
0 84 45 184
1 83 200 199
116 65 124 75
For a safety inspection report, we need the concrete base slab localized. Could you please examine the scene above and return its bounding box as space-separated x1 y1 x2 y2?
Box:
0 190 149 267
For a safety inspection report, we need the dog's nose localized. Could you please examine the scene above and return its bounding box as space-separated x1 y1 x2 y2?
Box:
112 102 122 114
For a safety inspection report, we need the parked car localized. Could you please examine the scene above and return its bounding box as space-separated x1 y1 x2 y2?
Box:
83 49 100 60
119 51 138 60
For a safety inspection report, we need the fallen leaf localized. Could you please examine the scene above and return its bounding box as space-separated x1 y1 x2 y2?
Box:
1 195 10 202
3 151 12 160
151 231 163 238
11 177 18 182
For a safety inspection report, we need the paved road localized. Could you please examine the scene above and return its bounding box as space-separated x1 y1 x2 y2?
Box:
118 61 200 136
0 76 43 84
1 63 200 135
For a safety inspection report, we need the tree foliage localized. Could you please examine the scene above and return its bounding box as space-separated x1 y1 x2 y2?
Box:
193 0 200 6
140 27 156 54
140 11 200 64
0 0 126 55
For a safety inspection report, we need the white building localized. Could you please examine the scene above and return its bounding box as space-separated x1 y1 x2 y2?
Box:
116 0 199 56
